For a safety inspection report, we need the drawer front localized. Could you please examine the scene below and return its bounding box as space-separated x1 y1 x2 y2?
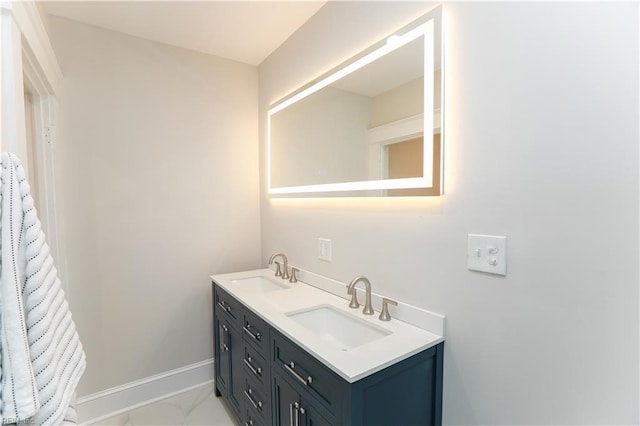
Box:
244 376 268 420
214 285 242 323
272 331 343 414
244 406 265 426
243 346 267 387
243 310 269 358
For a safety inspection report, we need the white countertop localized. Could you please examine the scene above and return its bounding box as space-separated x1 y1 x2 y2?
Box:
211 268 444 383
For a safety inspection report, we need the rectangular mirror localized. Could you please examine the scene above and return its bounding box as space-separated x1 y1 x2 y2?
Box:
267 6 443 197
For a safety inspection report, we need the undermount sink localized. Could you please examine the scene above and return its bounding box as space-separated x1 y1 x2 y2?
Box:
231 276 291 292
286 305 391 351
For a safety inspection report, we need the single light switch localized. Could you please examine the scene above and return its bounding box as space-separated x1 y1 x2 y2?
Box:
468 234 507 275
318 238 332 262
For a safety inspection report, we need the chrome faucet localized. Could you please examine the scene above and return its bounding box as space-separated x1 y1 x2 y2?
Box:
347 276 374 315
268 252 290 280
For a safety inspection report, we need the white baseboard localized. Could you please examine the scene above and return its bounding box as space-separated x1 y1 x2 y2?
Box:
77 359 215 425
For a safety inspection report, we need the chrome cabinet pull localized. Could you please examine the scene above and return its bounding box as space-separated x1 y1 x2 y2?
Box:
289 403 294 426
288 401 304 426
244 389 262 410
283 362 312 386
244 357 262 377
243 323 261 341
222 324 229 351
299 406 306 426
293 402 300 426
217 301 231 312
218 324 225 353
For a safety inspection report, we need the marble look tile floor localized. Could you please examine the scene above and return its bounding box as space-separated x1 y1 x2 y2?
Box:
93 383 237 425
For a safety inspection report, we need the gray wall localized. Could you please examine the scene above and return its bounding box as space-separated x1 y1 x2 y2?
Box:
259 2 639 424
50 17 262 396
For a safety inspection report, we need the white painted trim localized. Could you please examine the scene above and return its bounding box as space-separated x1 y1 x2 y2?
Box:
368 110 441 146
2 1 62 95
76 359 215 425
0 5 3 147
368 114 424 182
367 112 441 184
1 9 28 159
368 113 425 146
1 0 66 292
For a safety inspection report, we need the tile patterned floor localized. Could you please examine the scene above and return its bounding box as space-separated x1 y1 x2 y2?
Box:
93 384 237 425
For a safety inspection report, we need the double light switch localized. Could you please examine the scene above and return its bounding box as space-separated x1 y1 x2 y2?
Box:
467 234 507 276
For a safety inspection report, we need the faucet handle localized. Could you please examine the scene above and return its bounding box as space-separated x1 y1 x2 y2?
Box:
274 261 282 277
348 288 360 309
289 267 299 283
379 298 398 321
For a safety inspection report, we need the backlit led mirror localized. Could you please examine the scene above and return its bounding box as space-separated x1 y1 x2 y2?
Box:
267 6 443 197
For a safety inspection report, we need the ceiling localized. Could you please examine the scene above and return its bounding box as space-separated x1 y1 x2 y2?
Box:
42 1 327 66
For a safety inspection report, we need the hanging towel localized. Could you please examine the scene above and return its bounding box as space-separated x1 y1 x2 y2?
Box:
0 152 86 424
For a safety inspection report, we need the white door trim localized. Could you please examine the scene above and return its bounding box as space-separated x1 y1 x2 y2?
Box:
1 0 65 287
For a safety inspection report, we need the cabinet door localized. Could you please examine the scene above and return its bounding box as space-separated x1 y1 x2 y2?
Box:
214 317 230 395
273 374 334 426
273 374 301 426
228 322 246 418
300 396 333 426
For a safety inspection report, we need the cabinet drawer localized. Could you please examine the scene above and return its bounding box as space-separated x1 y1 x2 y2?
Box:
243 345 267 387
214 286 242 323
243 310 269 358
244 376 268 420
244 406 264 426
272 331 343 414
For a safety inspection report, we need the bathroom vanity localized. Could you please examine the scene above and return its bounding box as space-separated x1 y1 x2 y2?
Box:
211 269 444 425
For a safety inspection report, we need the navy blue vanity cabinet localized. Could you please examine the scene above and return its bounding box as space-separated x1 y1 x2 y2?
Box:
214 283 272 426
343 342 444 425
213 285 245 420
213 281 444 426
271 329 444 426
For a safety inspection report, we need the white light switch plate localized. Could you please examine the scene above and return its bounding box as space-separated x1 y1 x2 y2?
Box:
317 238 332 262
468 234 507 275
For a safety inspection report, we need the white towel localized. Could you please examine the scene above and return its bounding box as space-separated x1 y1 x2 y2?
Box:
0 152 86 424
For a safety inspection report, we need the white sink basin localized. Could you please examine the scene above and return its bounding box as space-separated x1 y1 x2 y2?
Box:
231 276 291 292
286 305 391 351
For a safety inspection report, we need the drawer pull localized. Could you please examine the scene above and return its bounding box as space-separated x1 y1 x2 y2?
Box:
243 324 261 341
283 362 312 386
244 357 262 377
217 301 231 312
245 389 262 410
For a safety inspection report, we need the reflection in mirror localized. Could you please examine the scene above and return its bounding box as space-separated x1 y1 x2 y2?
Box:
268 6 443 197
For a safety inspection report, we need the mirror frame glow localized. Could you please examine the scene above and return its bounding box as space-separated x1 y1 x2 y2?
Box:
267 6 443 197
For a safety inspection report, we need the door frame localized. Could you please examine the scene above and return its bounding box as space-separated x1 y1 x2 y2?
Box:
1 1 66 285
